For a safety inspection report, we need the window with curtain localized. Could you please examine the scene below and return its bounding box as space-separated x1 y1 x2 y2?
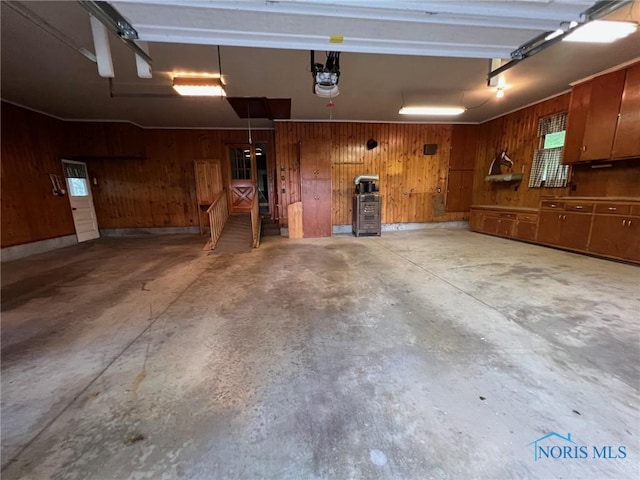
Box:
528 112 569 188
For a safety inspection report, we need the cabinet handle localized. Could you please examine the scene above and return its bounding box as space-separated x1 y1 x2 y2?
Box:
575 205 583 209
558 214 562 220
629 220 633 227
550 204 557 208
623 220 627 226
608 207 617 211
581 145 587 152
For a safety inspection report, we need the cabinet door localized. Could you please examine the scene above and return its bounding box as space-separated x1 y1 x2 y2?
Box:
515 221 537 241
482 216 500 235
497 219 515 237
559 213 592 251
589 215 625 258
612 63 640 159
589 215 640 262
446 171 474 212
563 81 592 164
301 178 332 237
446 170 463 212
300 140 331 180
300 140 332 237
537 211 562 244
580 69 626 161
621 218 639 262
469 210 483 231
449 125 479 170
460 171 474 212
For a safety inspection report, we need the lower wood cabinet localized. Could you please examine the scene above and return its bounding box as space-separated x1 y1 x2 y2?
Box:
470 198 640 264
538 211 592 251
469 207 537 241
589 214 639 262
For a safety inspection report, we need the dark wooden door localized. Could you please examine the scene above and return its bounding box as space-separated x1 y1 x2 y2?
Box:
612 63 640 159
300 140 332 238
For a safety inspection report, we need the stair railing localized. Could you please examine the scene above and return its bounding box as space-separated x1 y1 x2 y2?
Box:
250 190 261 248
207 189 229 250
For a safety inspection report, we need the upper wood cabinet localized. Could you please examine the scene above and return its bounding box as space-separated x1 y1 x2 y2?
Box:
611 63 640 160
447 124 477 212
563 69 626 164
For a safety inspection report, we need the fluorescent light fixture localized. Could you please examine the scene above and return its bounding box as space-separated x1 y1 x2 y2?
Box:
172 76 226 96
399 106 466 116
563 20 637 43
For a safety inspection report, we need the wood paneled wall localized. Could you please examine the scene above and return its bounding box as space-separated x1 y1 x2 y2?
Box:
1 103 75 247
275 122 465 227
76 128 274 229
473 93 571 208
1 101 274 246
571 159 640 197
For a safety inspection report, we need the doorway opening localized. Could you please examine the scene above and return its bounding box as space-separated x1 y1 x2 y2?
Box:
255 144 269 215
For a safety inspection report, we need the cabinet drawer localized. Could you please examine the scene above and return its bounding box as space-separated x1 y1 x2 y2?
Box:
541 201 565 210
594 203 631 215
518 213 538 222
484 212 517 219
565 203 594 213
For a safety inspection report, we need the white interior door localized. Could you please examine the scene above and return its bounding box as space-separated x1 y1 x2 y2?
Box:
62 160 100 242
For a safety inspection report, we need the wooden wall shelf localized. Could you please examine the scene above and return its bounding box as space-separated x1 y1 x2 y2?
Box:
484 173 523 183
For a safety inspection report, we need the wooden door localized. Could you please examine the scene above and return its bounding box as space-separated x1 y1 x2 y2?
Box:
580 69 626 161
227 145 256 214
62 160 100 242
300 140 332 238
612 63 640 159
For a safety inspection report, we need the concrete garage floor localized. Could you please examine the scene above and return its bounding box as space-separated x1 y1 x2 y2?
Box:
1 228 638 479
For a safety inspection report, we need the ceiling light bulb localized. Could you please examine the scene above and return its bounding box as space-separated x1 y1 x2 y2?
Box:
399 106 466 116
563 20 637 44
